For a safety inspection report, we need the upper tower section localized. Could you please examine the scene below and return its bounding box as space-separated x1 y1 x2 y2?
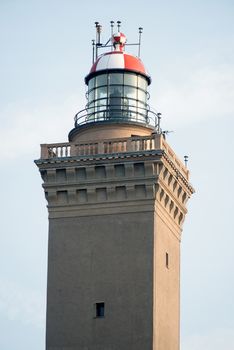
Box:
70 22 159 141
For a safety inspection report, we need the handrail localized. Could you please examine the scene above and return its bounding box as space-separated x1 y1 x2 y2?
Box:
74 102 159 129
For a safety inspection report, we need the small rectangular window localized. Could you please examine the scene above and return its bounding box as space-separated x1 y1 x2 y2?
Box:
166 252 169 268
95 302 105 318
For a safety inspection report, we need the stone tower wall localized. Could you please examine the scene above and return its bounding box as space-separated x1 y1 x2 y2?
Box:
35 133 194 350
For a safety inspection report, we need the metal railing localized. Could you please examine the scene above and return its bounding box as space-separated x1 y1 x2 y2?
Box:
74 102 159 129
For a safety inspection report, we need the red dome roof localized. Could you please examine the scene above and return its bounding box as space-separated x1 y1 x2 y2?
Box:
85 32 151 84
89 51 148 76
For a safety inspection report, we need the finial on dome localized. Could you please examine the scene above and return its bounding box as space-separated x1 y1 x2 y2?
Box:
117 20 121 31
112 32 127 51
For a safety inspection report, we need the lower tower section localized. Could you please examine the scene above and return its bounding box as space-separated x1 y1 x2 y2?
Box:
36 130 194 350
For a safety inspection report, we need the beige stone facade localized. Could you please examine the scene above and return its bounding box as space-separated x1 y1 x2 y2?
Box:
35 124 194 350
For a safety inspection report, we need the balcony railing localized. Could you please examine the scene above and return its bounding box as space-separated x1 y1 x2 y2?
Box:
40 134 189 179
74 103 159 129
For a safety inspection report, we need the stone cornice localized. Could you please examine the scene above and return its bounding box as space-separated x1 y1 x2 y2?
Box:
35 149 164 166
162 153 194 194
35 149 194 194
35 134 194 231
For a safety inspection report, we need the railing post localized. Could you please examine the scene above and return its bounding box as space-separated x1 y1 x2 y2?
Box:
153 133 161 150
98 141 104 154
126 139 132 152
41 144 48 159
70 143 76 156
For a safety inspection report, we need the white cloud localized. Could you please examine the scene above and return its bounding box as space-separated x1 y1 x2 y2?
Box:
0 279 45 329
154 63 234 128
0 94 84 160
182 328 234 350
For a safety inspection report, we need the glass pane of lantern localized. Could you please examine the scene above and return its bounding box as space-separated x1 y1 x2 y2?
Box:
96 86 108 102
88 89 95 103
95 97 107 120
108 86 123 118
124 73 137 87
109 86 123 99
137 89 147 104
124 86 137 100
138 76 147 90
87 101 95 120
88 77 95 90
87 101 94 109
109 73 123 85
128 98 137 111
138 101 147 115
96 74 108 87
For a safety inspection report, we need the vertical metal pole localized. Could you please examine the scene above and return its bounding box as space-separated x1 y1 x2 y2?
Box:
95 22 99 59
92 40 95 64
97 25 102 45
110 21 114 36
117 20 121 32
138 27 143 57
110 21 114 51
157 113 162 134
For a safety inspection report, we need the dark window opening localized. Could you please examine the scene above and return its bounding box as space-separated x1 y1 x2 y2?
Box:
166 252 169 268
96 302 105 318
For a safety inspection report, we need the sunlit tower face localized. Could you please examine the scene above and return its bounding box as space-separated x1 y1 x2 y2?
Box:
75 31 153 127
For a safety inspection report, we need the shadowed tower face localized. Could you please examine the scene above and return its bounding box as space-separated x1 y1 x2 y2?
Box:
35 23 194 350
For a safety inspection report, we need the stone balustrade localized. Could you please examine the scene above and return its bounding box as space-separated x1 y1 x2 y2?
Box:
40 134 189 179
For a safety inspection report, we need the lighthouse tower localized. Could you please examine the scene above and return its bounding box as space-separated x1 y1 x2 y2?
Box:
35 23 194 350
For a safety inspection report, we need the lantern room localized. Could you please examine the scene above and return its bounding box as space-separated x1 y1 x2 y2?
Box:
73 24 158 130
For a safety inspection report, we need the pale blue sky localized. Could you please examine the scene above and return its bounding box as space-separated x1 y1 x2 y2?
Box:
1 0 234 349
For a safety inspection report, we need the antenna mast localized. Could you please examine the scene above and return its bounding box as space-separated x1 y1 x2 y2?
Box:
138 27 143 57
92 39 95 64
110 21 114 51
95 22 102 59
117 20 121 32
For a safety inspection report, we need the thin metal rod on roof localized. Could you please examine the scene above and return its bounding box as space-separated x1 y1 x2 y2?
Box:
92 39 95 64
138 27 143 57
95 22 99 59
117 20 121 32
110 21 114 51
110 21 114 36
95 22 102 59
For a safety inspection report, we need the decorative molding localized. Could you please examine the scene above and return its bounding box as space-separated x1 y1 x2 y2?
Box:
36 139 194 229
